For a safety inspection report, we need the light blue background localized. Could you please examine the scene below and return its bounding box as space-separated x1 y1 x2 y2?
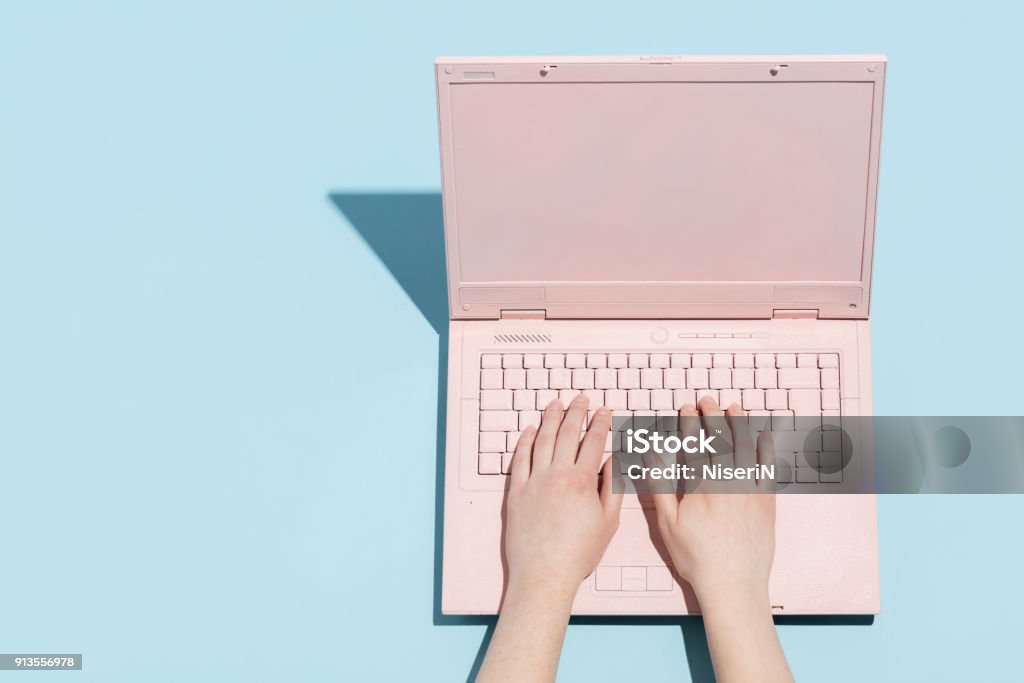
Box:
2 1 1023 681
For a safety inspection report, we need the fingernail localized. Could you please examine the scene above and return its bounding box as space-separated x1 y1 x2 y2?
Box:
546 399 563 411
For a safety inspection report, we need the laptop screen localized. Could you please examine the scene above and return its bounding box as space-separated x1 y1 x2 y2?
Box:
446 80 875 285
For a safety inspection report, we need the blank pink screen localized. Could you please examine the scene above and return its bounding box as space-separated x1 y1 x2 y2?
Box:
448 81 875 283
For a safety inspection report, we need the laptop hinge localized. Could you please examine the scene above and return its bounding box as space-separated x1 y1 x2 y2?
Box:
772 309 819 319
500 309 547 320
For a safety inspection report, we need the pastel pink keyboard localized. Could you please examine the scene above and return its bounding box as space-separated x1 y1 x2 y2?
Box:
477 351 844 484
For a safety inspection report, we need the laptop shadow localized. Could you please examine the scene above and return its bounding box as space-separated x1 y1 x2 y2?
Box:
327 191 873 683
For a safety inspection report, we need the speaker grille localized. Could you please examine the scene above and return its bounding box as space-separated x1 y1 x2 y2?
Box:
493 332 552 344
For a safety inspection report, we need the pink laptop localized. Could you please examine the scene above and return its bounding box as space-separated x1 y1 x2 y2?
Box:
436 55 884 615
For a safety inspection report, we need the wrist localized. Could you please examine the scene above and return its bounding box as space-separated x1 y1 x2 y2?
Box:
504 572 579 612
692 576 771 615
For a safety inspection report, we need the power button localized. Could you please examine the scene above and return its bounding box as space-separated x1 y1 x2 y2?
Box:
650 327 669 344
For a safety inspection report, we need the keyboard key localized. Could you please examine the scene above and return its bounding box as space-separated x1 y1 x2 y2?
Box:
822 432 842 452
748 410 771 431
641 368 663 389
770 409 794 430
776 354 796 368
719 388 742 409
622 566 646 591
566 353 586 369
572 368 595 389
687 368 709 389
536 389 558 409
742 389 765 410
549 368 572 389
618 368 640 389
713 353 733 368
480 369 503 389
503 354 523 369
798 449 821 469
480 432 506 452
604 389 628 410
506 432 522 452
608 353 628 368
765 389 788 410
519 411 542 430
663 368 685 388
647 566 674 591
755 368 777 389
796 466 819 483
821 368 839 389
481 411 517 431
651 389 673 410
544 353 565 368
821 389 841 411
733 368 755 389
797 353 818 368
696 389 719 405
820 469 843 483
819 354 839 368
583 389 604 407
628 390 650 410
674 389 697 409
755 353 775 368
504 369 526 389
481 390 513 410
773 430 821 452
734 353 754 368
650 353 670 368
778 368 821 389
559 389 578 405
587 353 607 368
788 388 821 416
628 353 649 368
479 452 501 475
595 566 621 591
670 353 691 368
523 353 544 368
691 354 712 368
822 410 841 430
481 354 502 369
526 368 548 389
709 368 731 389
595 368 617 389
513 389 535 411
501 452 514 474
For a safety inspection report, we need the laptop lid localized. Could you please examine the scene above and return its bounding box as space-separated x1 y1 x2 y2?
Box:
436 55 886 320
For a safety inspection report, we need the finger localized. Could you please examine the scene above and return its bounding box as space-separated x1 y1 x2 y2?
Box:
552 393 589 467
509 425 536 487
726 403 756 469
698 396 731 468
756 429 777 492
600 456 624 518
531 399 564 471
678 403 702 466
578 406 611 472
643 445 680 522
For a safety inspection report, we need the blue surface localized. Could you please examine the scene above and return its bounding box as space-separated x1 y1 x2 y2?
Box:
2 1 1023 681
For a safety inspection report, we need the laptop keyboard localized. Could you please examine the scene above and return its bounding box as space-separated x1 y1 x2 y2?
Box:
476 351 843 484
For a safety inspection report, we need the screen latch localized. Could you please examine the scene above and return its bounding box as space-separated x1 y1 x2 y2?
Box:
772 309 819 319
500 309 547 320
